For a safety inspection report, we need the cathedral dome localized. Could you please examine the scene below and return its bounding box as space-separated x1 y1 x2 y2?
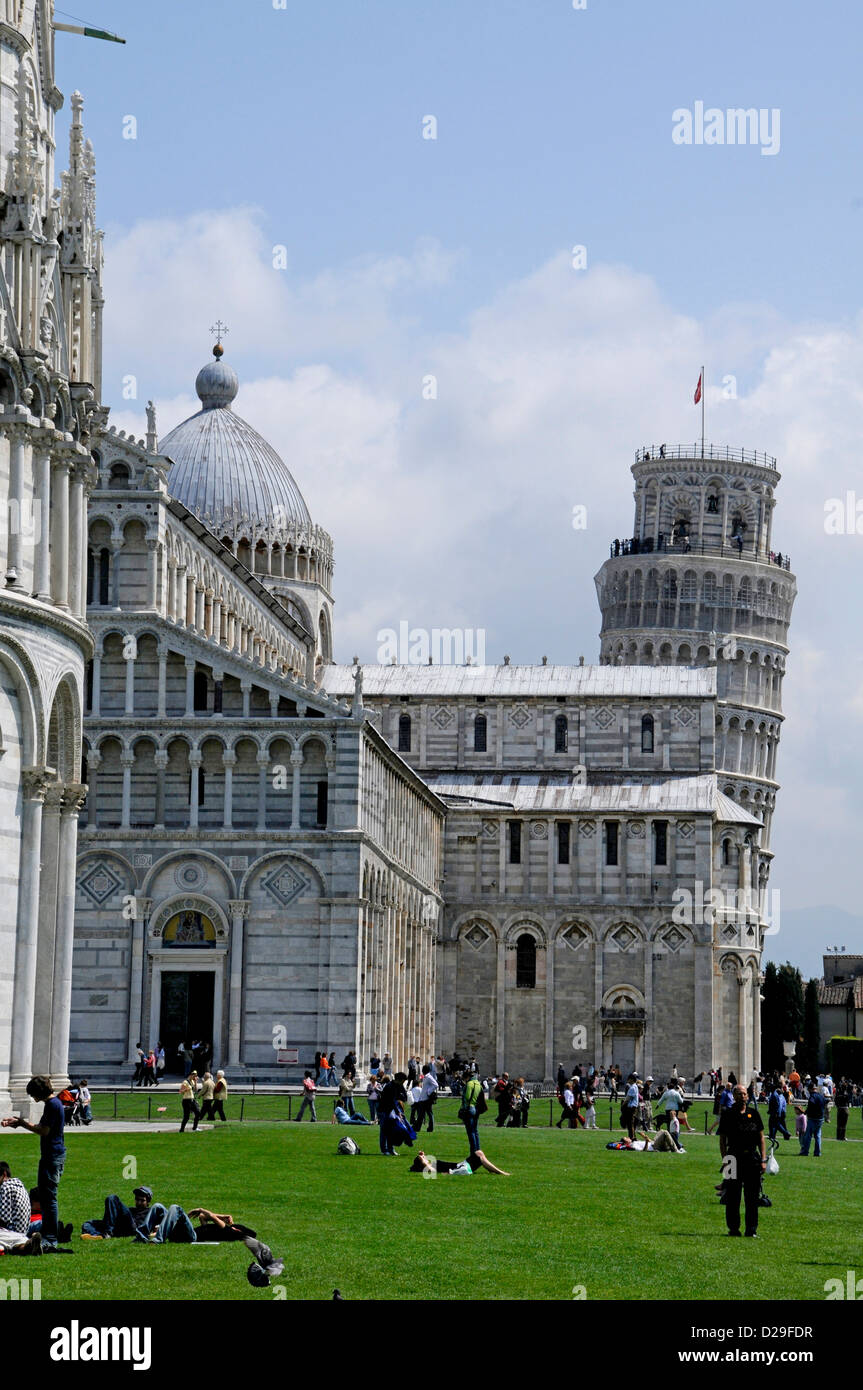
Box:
160 347 315 545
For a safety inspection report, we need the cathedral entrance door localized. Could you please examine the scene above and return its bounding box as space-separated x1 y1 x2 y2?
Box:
613 1035 636 1078
159 972 215 1071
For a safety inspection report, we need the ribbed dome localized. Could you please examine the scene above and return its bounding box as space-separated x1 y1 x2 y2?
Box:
161 350 315 545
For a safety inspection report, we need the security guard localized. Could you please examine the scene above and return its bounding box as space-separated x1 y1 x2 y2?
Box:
717 1084 767 1237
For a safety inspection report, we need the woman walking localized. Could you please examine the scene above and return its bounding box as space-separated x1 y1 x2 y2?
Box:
212 1071 228 1122
198 1072 216 1122
179 1074 200 1132
366 1074 381 1123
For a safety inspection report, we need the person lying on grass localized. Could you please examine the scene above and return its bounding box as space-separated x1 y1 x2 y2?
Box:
408 1148 510 1176
188 1208 257 1241
606 1130 684 1153
332 1103 372 1125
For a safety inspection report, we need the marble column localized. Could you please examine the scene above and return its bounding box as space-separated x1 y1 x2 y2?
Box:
185 659 196 716
85 749 100 829
166 560 176 621
120 752 134 828
48 784 87 1084
34 445 52 600
154 751 167 829
126 897 153 1064
69 463 86 617
157 648 167 718
110 536 123 609
222 752 235 829
50 459 71 609
290 751 303 830
5 431 27 590
146 537 159 608
174 565 186 623
124 643 136 715
256 752 269 830
31 784 64 1076
189 750 202 829
91 648 101 716
227 901 250 1066
213 672 223 716
241 681 251 719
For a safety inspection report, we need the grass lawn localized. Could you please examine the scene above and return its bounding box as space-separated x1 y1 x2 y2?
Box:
8 1102 862 1302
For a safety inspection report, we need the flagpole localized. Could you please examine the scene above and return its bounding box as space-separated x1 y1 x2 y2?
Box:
700 363 705 458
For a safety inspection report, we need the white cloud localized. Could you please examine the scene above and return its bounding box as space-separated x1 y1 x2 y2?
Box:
101 209 863 914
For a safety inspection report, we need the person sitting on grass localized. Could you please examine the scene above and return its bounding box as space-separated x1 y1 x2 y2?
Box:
81 1185 164 1240
0 1161 41 1256
409 1148 510 1176
332 1101 372 1125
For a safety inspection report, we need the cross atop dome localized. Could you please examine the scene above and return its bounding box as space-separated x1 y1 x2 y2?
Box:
209 319 229 359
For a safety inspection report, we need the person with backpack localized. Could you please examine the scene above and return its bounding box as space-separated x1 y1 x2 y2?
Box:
318 1053 331 1088
460 1073 486 1154
295 1071 317 1122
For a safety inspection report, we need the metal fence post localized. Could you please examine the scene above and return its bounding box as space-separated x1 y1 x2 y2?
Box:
288 1094 292 1122
147 1095 152 1121
240 1096 245 1122
113 1091 117 1120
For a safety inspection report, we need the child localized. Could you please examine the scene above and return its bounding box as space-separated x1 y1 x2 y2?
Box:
794 1104 807 1148
28 1188 41 1235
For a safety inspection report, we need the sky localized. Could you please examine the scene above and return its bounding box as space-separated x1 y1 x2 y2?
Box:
54 0 863 975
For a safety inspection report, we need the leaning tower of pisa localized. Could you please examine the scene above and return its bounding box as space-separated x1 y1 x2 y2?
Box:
594 444 796 852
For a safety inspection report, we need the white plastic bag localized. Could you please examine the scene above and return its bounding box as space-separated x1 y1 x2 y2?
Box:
766 1151 779 1175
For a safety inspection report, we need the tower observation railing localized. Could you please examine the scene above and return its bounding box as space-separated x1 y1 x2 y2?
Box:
635 443 778 468
607 535 791 570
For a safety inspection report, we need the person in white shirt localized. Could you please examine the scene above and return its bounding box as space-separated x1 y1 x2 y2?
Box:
556 1084 576 1129
415 1065 439 1133
77 1079 92 1125
623 1075 640 1139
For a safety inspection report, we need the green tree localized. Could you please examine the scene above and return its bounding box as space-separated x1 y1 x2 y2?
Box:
799 978 821 1077
760 961 782 1072
760 961 804 1073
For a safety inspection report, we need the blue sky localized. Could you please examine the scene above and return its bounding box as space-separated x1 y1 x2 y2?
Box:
59 0 863 361
54 1 863 971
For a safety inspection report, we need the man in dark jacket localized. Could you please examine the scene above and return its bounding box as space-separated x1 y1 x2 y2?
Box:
835 1081 851 1141
378 1072 408 1156
718 1085 767 1237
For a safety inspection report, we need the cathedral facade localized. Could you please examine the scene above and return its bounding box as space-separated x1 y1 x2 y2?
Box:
0 9 797 1093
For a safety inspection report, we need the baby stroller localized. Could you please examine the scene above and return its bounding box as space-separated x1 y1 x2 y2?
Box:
58 1087 84 1126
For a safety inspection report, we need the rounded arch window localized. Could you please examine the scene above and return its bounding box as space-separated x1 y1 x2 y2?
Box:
515 933 536 989
163 910 216 948
641 714 654 752
554 714 568 753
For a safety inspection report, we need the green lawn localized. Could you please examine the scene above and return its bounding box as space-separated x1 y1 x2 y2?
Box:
9 1105 862 1302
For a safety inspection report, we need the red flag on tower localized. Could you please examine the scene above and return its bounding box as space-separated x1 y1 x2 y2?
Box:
694 371 702 405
